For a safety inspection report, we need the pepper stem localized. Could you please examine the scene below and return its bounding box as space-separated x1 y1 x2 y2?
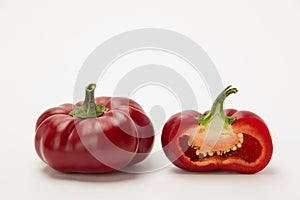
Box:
195 85 238 127
69 83 109 119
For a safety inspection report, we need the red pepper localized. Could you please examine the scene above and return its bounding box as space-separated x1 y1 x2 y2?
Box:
161 86 273 174
35 84 154 173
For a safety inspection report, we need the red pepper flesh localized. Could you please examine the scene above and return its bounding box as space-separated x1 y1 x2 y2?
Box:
35 84 154 173
161 86 273 174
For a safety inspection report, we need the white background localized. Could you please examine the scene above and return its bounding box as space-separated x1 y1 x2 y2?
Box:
1 0 300 199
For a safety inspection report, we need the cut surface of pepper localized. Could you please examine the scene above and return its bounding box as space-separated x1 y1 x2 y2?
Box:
161 86 273 174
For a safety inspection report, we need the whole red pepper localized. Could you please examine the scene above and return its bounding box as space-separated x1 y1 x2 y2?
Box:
161 86 273 174
35 84 154 173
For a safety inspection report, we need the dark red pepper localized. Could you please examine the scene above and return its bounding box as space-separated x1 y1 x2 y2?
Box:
161 86 273 174
35 84 154 173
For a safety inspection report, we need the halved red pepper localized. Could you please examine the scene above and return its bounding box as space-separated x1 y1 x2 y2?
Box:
35 84 154 173
161 86 273 173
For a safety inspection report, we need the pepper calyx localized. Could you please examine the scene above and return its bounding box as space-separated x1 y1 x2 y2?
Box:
195 85 238 128
69 83 109 119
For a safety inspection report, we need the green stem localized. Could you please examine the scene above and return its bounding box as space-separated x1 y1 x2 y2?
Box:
69 83 109 119
195 85 238 127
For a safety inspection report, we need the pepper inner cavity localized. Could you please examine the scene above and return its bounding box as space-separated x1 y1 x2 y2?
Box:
182 126 244 158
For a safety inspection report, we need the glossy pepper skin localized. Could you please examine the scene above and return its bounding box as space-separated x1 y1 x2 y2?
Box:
35 84 154 173
161 86 273 174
